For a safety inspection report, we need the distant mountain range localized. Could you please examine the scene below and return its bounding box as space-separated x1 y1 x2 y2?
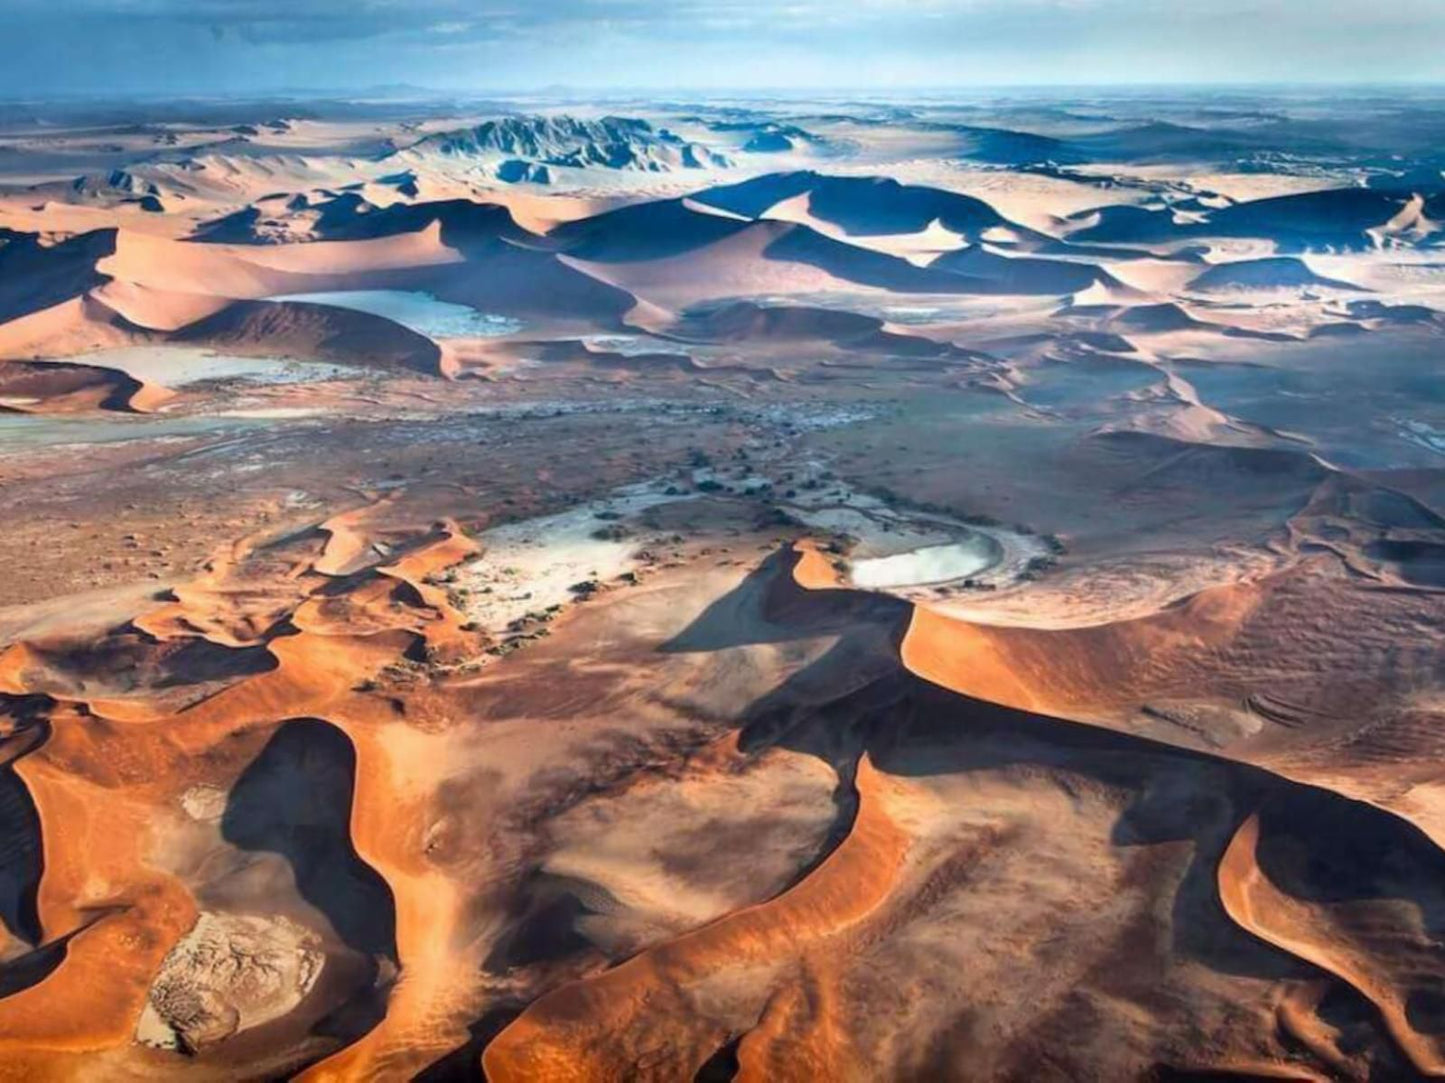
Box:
394 115 731 177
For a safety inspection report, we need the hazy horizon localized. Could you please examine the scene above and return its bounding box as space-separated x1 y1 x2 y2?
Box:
5 2 1445 1077
9 80 1445 105
6 0 1445 97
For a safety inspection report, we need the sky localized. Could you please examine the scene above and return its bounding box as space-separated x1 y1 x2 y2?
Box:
4 0 1445 97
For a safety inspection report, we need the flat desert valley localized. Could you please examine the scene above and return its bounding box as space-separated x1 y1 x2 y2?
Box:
2 89 1445 1080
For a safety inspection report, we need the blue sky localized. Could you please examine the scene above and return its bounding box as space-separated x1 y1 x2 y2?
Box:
5 0 1445 96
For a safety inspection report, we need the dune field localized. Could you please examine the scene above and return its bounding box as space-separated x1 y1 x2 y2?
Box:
2 89 1445 1080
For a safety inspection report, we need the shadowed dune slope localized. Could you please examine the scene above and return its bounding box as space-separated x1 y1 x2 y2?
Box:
173 301 446 374
694 171 1021 239
0 229 114 324
6 95 1445 1083
1187 257 1366 293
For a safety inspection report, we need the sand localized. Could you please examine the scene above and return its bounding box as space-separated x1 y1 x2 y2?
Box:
849 537 996 588
266 290 522 340
455 481 696 634
2 88 1445 1083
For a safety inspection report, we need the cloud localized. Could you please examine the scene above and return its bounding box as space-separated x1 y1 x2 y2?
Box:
3 0 1443 93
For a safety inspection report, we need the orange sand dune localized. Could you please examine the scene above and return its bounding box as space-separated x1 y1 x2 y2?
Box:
224 220 463 276
900 575 1263 719
566 220 879 309
173 300 446 375
0 358 168 414
87 280 237 332
0 516 491 1077
0 702 199 1055
0 295 146 361
97 229 301 298
1219 811 1445 1076
5 149 1445 1082
0 200 201 241
313 497 405 578
483 755 909 1082
0 506 1433 1081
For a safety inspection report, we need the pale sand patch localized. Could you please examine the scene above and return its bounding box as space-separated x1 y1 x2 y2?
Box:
268 290 522 340
458 481 698 634
851 538 997 589
64 347 356 389
137 911 323 1053
180 785 229 823
770 472 1047 591
759 191 969 265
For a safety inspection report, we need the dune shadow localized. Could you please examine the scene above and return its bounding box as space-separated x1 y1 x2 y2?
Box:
481 873 604 974
871 678 1337 983
1253 786 1445 910
0 938 66 999
693 1033 743 1082
662 546 1442 996
414 1005 523 1082
0 712 60 1001
221 718 398 963
659 548 907 655
0 764 43 953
